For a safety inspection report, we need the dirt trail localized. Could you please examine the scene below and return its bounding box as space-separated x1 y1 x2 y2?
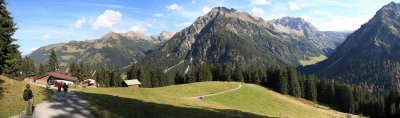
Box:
12 88 93 118
184 83 242 100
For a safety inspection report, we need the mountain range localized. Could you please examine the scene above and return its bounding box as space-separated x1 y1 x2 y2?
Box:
29 31 174 68
28 7 349 72
144 7 349 73
303 2 400 94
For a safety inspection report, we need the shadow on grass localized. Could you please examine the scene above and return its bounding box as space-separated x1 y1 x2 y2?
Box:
0 78 4 99
75 91 269 118
38 88 55 102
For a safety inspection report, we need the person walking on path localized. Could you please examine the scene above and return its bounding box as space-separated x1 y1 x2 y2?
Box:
63 83 69 97
23 84 34 115
56 82 61 93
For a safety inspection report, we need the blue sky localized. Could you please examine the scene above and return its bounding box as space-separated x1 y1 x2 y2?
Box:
6 0 400 55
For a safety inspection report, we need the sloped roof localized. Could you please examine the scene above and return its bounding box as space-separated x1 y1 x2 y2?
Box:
123 79 141 85
35 70 78 82
47 70 78 81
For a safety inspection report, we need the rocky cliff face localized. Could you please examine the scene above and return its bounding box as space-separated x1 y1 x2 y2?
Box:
269 17 350 55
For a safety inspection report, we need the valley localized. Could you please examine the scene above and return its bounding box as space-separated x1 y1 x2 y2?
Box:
2 0 400 118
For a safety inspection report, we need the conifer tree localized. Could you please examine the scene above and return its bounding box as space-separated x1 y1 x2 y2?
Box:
38 64 46 75
21 57 36 78
233 64 244 82
137 65 150 87
222 63 232 81
127 63 138 80
287 67 301 97
48 49 59 71
278 70 288 95
0 0 19 75
174 71 184 84
305 75 317 102
198 63 212 82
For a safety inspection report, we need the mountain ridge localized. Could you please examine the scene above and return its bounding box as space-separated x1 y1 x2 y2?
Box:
304 2 400 94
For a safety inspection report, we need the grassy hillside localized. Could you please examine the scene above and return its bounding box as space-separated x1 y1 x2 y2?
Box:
0 76 53 118
299 55 327 66
77 81 355 118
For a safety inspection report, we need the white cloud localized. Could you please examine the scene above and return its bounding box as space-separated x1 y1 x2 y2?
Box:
74 17 86 28
202 6 212 14
153 13 164 17
129 25 147 33
92 10 122 29
40 34 50 40
166 3 182 11
251 0 271 5
318 15 368 31
251 7 264 15
289 2 301 10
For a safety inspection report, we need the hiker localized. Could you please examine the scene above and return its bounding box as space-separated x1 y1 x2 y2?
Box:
23 84 34 115
57 82 62 93
63 83 69 96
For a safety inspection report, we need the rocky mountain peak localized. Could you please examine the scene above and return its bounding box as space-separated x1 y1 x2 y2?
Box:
121 31 148 39
158 31 175 42
269 16 319 39
209 6 237 14
102 31 120 39
269 17 318 33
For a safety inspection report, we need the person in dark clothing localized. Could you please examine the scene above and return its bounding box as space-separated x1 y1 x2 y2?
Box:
63 83 69 96
23 84 34 115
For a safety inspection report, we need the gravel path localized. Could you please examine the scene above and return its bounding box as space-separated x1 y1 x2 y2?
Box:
184 83 242 100
12 88 93 118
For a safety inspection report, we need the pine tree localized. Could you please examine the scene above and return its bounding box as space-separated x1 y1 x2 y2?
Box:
278 70 288 95
222 63 232 81
174 71 184 84
96 67 109 87
198 63 212 82
127 63 138 80
233 64 244 82
112 68 123 87
287 67 301 97
68 62 78 77
253 68 261 85
38 64 46 75
185 67 197 83
305 75 317 102
21 57 36 78
109 70 115 87
0 0 19 75
48 49 58 71
137 65 150 87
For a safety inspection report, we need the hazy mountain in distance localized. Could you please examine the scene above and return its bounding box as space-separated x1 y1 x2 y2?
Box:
28 31 174 68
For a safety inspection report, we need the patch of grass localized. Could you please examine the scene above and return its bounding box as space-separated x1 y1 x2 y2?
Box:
206 84 353 118
0 76 53 118
77 82 262 118
77 82 354 118
299 55 327 66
